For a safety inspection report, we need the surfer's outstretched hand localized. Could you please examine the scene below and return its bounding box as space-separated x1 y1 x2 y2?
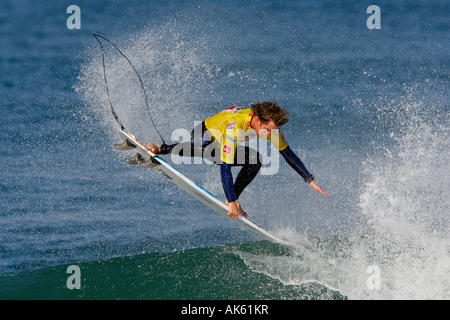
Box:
308 180 330 197
226 200 248 219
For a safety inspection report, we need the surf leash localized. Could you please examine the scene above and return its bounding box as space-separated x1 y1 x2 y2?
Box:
92 33 167 145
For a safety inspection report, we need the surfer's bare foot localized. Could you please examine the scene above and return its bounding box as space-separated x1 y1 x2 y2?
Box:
146 142 161 154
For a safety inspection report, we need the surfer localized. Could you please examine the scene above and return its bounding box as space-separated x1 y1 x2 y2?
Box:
147 101 329 219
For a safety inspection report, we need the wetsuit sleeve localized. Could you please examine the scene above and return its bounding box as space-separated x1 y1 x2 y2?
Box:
220 163 237 202
280 146 315 183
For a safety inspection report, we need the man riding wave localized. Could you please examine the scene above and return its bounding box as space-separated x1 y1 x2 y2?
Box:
147 101 329 219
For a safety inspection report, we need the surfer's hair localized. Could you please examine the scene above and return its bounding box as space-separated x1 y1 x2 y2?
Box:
251 100 289 126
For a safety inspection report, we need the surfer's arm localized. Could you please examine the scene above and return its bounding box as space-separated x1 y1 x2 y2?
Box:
279 146 314 183
220 163 248 218
220 163 236 202
271 130 313 182
280 146 330 196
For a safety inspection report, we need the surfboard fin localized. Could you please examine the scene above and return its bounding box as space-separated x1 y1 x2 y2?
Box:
114 139 136 151
139 157 160 168
124 153 143 165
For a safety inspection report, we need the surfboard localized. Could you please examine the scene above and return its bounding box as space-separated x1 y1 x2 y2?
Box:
114 130 284 243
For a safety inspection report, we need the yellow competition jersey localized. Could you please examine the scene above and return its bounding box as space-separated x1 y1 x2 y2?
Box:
204 106 289 164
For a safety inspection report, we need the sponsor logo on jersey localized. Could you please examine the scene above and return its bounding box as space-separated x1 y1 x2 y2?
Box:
223 145 232 154
223 106 243 113
225 134 237 143
226 121 236 129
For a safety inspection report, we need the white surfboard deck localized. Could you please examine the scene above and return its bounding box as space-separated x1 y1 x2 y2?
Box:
115 130 284 244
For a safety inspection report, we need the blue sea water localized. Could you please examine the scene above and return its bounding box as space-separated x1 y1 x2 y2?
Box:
0 0 448 300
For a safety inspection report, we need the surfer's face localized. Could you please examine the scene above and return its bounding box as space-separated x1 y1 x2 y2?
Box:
253 117 278 137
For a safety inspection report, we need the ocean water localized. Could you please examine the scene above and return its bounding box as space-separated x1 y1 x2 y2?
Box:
0 0 448 300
